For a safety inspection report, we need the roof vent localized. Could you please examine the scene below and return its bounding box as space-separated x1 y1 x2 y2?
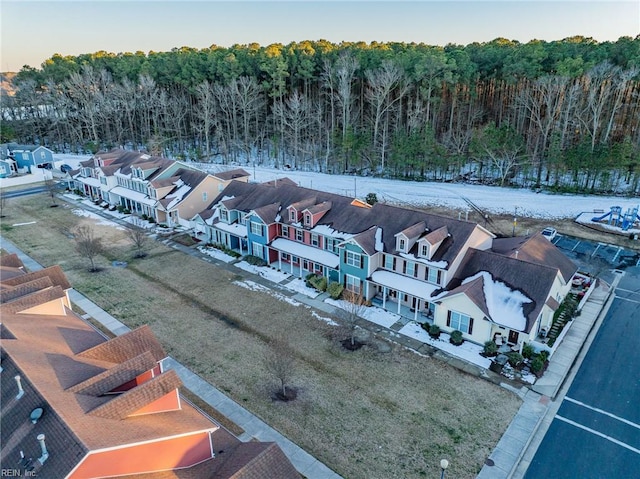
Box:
515 250 519 259
37 434 49 465
15 375 24 399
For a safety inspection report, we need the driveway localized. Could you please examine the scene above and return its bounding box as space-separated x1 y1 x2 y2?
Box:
524 267 640 478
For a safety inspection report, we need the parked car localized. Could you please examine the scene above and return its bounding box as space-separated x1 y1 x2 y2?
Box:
541 227 557 241
60 164 73 173
37 162 53 170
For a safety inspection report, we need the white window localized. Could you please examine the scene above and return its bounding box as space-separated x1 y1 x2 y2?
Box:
346 251 361 268
399 238 406 251
219 208 229 222
427 268 442 285
325 237 333 251
281 252 290 261
420 244 429 257
311 234 319 247
282 225 289 238
250 222 263 236
405 261 415 277
384 254 395 270
447 311 473 334
251 243 263 258
314 263 323 273
345 274 361 294
40 151 46 159
289 210 296 221
303 259 309 270
100 177 107 185
202 192 208 202
304 213 311 226
296 229 303 242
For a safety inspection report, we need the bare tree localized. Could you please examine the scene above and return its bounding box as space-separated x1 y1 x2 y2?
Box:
365 60 409 172
337 290 368 349
264 339 296 400
44 178 59 207
194 81 216 160
74 225 104 272
126 226 148 258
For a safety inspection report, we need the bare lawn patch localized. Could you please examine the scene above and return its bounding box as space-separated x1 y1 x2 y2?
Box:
2 195 521 478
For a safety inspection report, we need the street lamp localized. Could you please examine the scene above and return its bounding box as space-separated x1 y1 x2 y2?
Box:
440 458 449 479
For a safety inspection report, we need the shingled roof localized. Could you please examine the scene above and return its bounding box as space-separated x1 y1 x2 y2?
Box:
491 233 577 282
450 248 569 333
206 180 481 267
2 265 71 291
213 168 250 181
78 325 166 363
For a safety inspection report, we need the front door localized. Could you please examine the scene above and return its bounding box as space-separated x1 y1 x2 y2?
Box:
508 330 519 344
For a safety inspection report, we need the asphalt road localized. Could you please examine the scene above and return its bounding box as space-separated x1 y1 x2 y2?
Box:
524 267 640 479
1 185 48 198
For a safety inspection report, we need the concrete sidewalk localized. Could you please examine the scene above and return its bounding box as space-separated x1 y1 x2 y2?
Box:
0 236 342 479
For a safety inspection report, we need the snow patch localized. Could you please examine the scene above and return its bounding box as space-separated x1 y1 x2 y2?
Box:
464 271 532 331
398 322 491 369
234 261 291 283
233 280 302 306
197 245 236 263
374 227 384 252
71 209 125 230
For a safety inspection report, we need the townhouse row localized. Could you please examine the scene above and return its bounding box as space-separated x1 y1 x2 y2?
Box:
193 180 578 349
70 148 249 228
70 148 578 350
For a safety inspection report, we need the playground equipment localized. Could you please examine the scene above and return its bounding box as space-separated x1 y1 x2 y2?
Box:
592 206 640 231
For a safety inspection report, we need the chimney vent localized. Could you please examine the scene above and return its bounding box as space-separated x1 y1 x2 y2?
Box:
37 434 49 464
15 375 24 399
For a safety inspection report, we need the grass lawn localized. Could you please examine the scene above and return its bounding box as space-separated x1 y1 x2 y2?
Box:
1 194 522 479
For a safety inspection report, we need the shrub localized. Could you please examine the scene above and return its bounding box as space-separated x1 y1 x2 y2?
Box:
141 214 148 220
244 255 267 266
327 281 344 300
148 217 156 224
117 205 125 213
312 276 328 292
506 352 524 367
530 356 545 374
521 343 535 359
449 330 464 346
483 340 498 356
538 350 550 362
425 324 439 339
365 192 378 205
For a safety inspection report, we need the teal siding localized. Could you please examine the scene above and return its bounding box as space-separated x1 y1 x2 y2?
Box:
339 242 369 284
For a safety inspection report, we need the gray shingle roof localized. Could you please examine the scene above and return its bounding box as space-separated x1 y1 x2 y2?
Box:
206 181 480 266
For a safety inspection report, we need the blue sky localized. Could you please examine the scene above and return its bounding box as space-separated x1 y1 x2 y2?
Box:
2 1 639 71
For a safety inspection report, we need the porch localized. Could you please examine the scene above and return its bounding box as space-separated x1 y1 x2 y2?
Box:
371 293 434 325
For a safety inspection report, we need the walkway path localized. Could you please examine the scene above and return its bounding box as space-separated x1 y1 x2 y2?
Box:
2 195 614 478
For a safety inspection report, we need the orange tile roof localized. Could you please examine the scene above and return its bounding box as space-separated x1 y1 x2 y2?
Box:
1 312 216 450
78 325 167 363
2 265 71 290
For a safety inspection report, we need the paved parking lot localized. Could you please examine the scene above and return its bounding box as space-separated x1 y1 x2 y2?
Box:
552 234 640 274
524 267 640 478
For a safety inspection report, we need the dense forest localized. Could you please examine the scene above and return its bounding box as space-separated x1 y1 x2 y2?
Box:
2 36 640 193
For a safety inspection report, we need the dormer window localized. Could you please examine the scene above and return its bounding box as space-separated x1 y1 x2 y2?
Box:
304 213 311 227
420 243 429 257
397 238 406 252
289 210 296 221
219 208 229 222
